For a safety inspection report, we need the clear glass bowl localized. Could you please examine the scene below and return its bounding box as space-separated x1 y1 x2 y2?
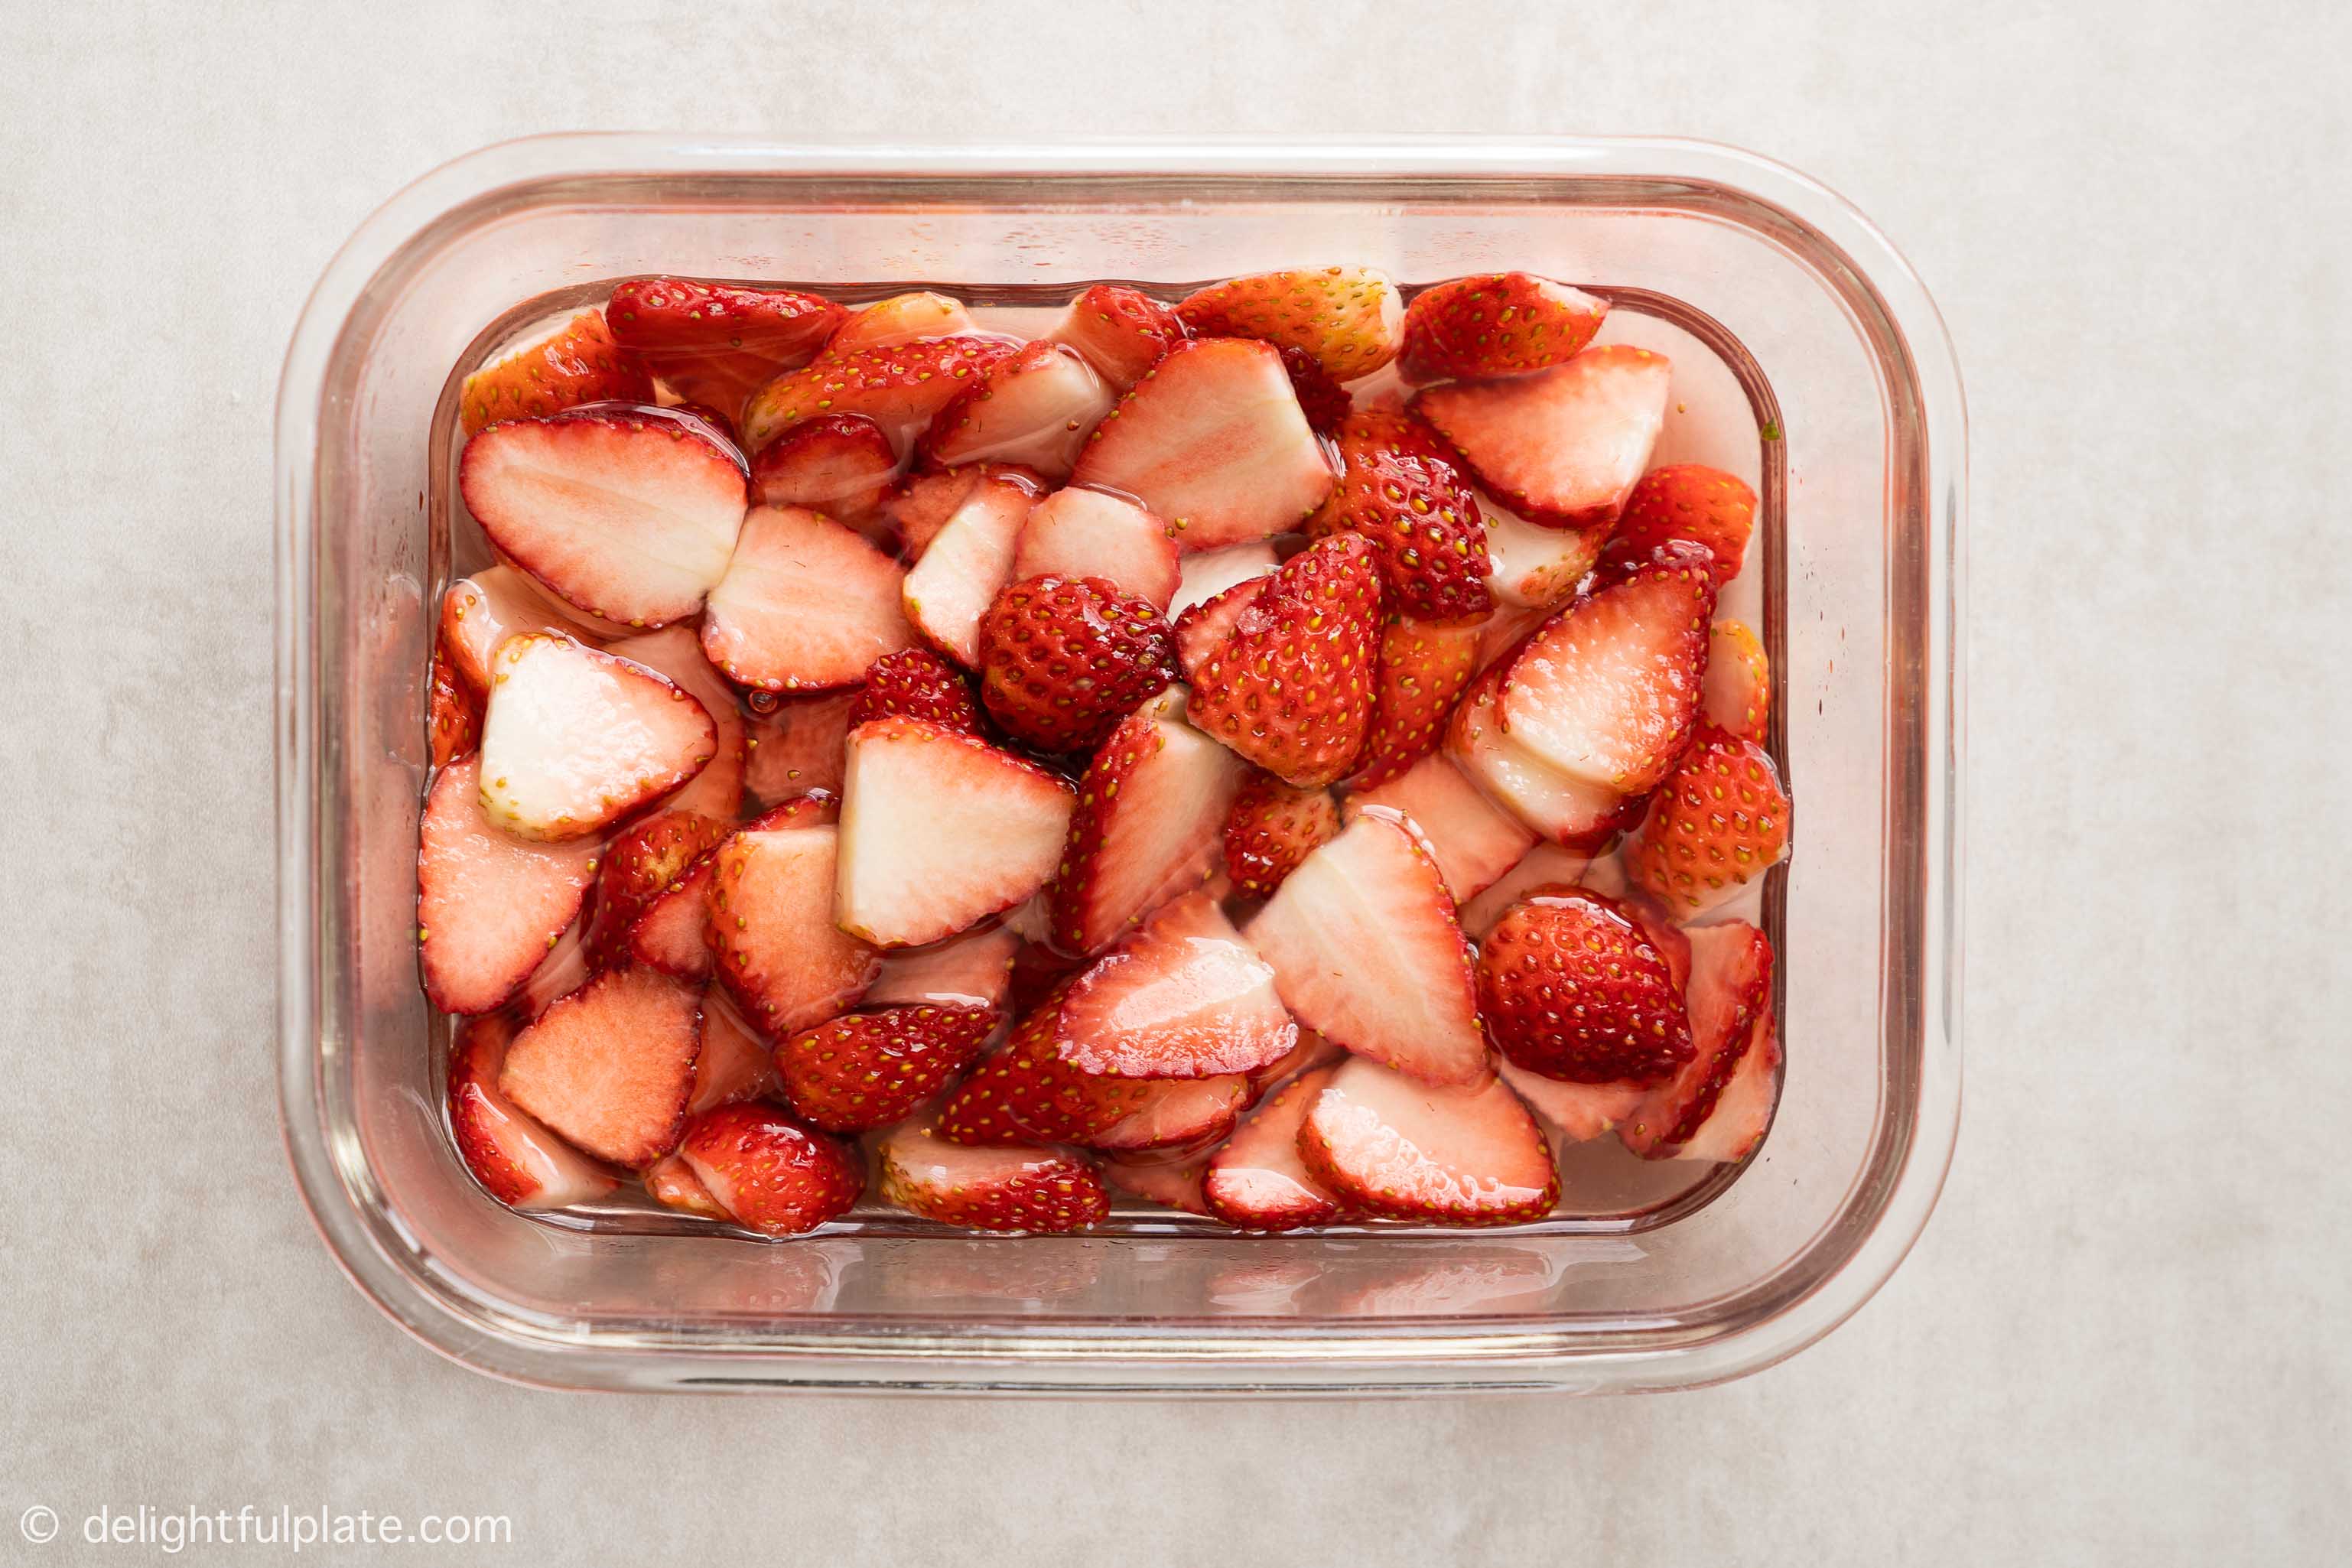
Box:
275 135 1964 1394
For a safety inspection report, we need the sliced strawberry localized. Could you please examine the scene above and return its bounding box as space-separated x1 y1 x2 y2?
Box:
1052 892 1295 1078
1188 534 1383 787
516 913 592 1019
1248 1026 1347 1090
438 565 607 691
1412 344 1672 527
1625 725 1793 916
743 688 857 802
1169 540 1279 618
643 1153 727 1216
1221 768 1339 900
447 1012 618 1209
1311 408 1491 620
1670 1007 1778 1163
876 1117 1108 1232
827 291 976 356
498 966 702 1168
899 472 1039 668
417 756 598 1014
1611 464 1757 586
1277 343 1352 433
835 716 1077 947
1202 1064 1346 1231
1620 921 1772 1156
742 335 1018 453
1175 266 1403 380
1084 1073 1252 1153
919 340 1114 480
845 646 983 735
881 464 1018 559
1352 612 1483 788
1298 1058 1559 1224
1067 337 1334 552
428 642 480 766
975 574 1176 753
460 310 652 436
1481 495 1605 610
476 633 716 841
776 1003 998 1132
688 993 785 1114
747 412 899 528
699 504 915 691
459 409 747 629
1397 272 1609 385
1101 1148 1214 1216
678 1100 864 1235
606 623 747 820
1045 283 1186 391
1244 813 1485 1085
1048 699 1243 954
935 989 1156 1144
709 820 878 1035
1457 842 1592 938
634 792 835 980
586 808 732 970
1011 487 1181 611
1172 576 1268 678
1477 889 1693 1085
604 278 844 418
1497 1059 1648 1145
865 922 1020 1010
1703 620 1771 742
1348 753 1535 903
1445 662 1631 848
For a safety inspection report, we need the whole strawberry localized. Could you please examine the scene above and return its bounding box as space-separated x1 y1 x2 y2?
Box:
1188 535 1384 788
1309 407 1492 620
1477 889 1695 1084
848 647 984 736
1222 769 1341 899
976 575 1176 753
1609 464 1758 586
1626 725 1792 915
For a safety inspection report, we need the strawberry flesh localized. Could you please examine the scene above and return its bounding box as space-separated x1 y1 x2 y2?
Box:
1348 753 1536 903
605 623 747 821
1052 892 1296 1078
1298 1057 1559 1225
477 632 717 841
1048 699 1243 955
417 755 599 1015
747 412 899 528
701 504 916 692
1202 1064 1346 1231
709 820 880 1036
919 340 1114 480
448 1013 618 1209
1011 487 1181 612
1412 343 1670 528
498 965 704 1169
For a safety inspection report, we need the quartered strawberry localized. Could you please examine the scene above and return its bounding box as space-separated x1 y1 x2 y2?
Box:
1498 1059 1648 1145
1277 343 1352 433
1187 534 1383 787
1620 921 1773 1156
438 565 607 692
709 819 879 1036
1045 283 1188 391
1310 408 1491 620
835 716 1077 948
1412 344 1673 528
1397 272 1609 385
847 646 983 735
1703 620 1771 742
635 792 835 980
776 1003 999 1132
1011 487 1181 612
899 470 1040 667
1172 576 1268 679
1298 1058 1560 1225
877 1117 1108 1232
1202 1064 1346 1231
1067 337 1335 552
1457 841 1592 938
1347 752 1536 904
417 755 598 1014
701 504 917 691
1221 768 1340 899
604 278 844 419
1049 695 1243 954
1625 725 1792 916
460 310 652 436
747 412 899 528
1352 612 1484 788
1611 464 1757 586
865 922 1021 1011
919 340 1114 480
447 1012 618 1209
477 633 717 841
606 623 747 821
975 574 1177 753
1169 539 1280 619
743 688 858 802
586 808 733 970
461 408 747 634
643 1153 727 1217
1052 892 1296 1078
498 965 704 1169
1175 266 1404 381
1670 1006 1778 1163
677 1100 864 1235
740 334 1019 452
1246 813 1486 1085
428 641 480 766
826 291 975 355
688 994 786 1114
1445 660 1633 849
1477 888 1695 1085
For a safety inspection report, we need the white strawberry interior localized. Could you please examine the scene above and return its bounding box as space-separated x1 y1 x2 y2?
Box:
701 505 915 690
477 635 715 841
1013 487 1179 609
899 480 1034 666
1308 1058 1553 1211
1347 755 1536 903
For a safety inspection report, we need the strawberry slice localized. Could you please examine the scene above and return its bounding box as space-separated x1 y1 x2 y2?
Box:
498 966 703 1169
876 1116 1108 1232
743 688 857 802
710 820 879 1036
688 994 785 1114
747 412 899 528
1610 464 1757 586
919 340 1114 479
1412 344 1672 528
1011 487 1181 611
827 291 976 355
1352 612 1484 788
1309 408 1492 620
459 408 747 629
460 310 652 436
1048 698 1244 955
1481 494 1605 610
700 504 916 691
1620 921 1773 1156
1245 813 1485 1085
643 1153 727 1217
417 756 599 1014
1202 1064 1346 1231
1670 1007 1779 1163
1457 842 1592 938
935 987 1158 1144
881 464 1027 559
606 623 746 821
476 633 717 841
975 575 1176 753
1174 266 1403 380
1052 892 1296 1078
677 1100 864 1235
1172 576 1268 678
835 716 1077 947
1397 272 1609 385
1497 1059 1648 1145
1348 753 1535 903
1169 540 1280 618
1221 769 1339 900
584 808 732 970
1101 1149 1214 1216
845 646 983 735
603 278 844 419
865 922 1021 1010
1276 343 1352 434
1067 337 1335 552
447 1012 618 1209
1625 726 1793 916
428 642 480 767
1084 1074 1252 1153
1298 1058 1559 1225
438 565 607 691
1445 662 1632 848
634 792 835 980
1045 283 1187 391
1477 888 1694 1085
1188 534 1383 787
741 335 1018 453
1703 620 1771 742
899 471 1040 667
776 1003 999 1132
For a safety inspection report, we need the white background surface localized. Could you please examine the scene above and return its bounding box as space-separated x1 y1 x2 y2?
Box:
4 1 2347 1561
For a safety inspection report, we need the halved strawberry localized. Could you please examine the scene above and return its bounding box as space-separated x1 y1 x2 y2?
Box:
1497 1059 1648 1145
709 820 879 1035
460 409 747 629
747 412 899 528
1169 539 1280 618
688 993 785 1114
975 574 1176 753
1221 769 1339 900
919 340 1114 480
1670 1007 1778 1163
1011 487 1181 611
417 756 598 1014
585 808 733 970
701 504 916 691
1412 344 1672 527
476 633 717 841
634 792 835 980
1084 1074 1252 1153
1352 612 1484 788
438 564 607 691
743 688 857 802
827 291 976 355
865 922 1021 1010
498 965 703 1168
1277 343 1352 433
643 1153 727 1217
1172 576 1268 678
1067 337 1334 552
1048 698 1243 954
1310 408 1491 620
1477 889 1693 1085
876 1116 1108 1232
447 1012 618 1209
428 642 480 766
1611 464 1757 586
1298 1058 1559 1225
1348 753 1536 903
899 471 1039 667
1188 534 1383 787
776 1003 999 1132
1480 493 1605 610
1703 620 1771 742
1456 842 1592 938
460 310 652 436
607 623 746 821
1245 813 1485 1085
845 646 983 735
1175 266 1403 380
1397 272 1609 385
604 278 844 419
1202 1064 1346 1231
677 1100 864 1235
1052 892 1295 1078
1625 725 1792 916
935 987 1156 1145
834 716 1076 947
741 335 1018 452
1101 1148 1214 1216
1620 921 1772 1156
1445 662 1631 848
1044 283 1187 391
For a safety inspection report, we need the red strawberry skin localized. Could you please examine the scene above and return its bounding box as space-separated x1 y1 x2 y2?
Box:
775 1004 998 1132
1277 343 1352 434
428 641 480 767
742 336 1020 452
1310 408 1491 620
935 988 1156 1145
1477 889 1696 1084
1609 464 1758 586
1622 922 1775 1155
747 412 899 526
1626 726 1793 915
847 647 984 735
587 809 734 970
1222 770 1340 899
877 1121 1111 1232
1187 535 1384 787
1397 272 1609 385
1046 284 1188 390
976 575 1176 753
678 1100 864 1235
605 278 846 420
460 311 652 436
1352 613 1484 789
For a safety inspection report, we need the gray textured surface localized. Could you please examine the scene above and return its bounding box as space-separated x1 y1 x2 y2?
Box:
4 1 2347 1561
